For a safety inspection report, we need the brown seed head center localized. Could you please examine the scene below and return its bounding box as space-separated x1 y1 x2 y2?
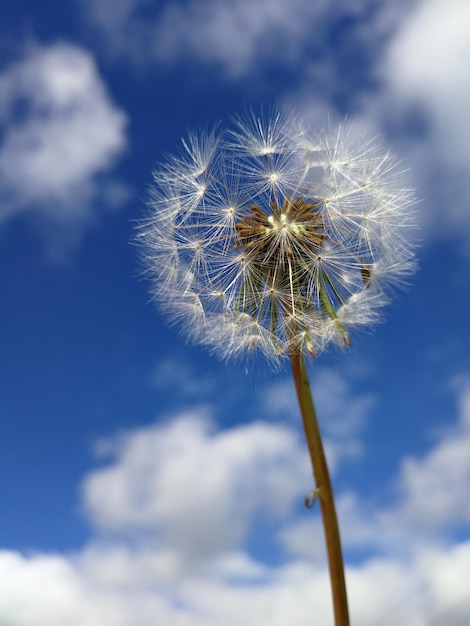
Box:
235 196 325 265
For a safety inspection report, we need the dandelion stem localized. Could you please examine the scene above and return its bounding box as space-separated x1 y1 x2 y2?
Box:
289 347 349 626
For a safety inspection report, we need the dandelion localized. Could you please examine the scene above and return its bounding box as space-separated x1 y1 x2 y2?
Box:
140 111 416 363
138 109 417 626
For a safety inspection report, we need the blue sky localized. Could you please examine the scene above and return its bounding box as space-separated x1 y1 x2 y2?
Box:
1 0 470 624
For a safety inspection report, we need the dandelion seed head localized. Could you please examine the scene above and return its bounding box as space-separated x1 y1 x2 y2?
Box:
139 109 418 363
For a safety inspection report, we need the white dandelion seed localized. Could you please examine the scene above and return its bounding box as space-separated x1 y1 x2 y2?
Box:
138 110 417 363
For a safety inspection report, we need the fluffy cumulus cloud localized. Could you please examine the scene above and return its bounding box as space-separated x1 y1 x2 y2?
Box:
385 0 470 160
0 42 128 242
398 380 470 530
380 0 470 243
2 380 470 624
3 542 470 626
83 409 309 565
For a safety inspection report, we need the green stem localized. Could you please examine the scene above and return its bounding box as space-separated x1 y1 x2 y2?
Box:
289 347 349 626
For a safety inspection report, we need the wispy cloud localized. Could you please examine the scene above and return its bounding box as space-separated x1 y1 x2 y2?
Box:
0 42 128 253
260 366 376 473
150 356 216 398
83 0 385 78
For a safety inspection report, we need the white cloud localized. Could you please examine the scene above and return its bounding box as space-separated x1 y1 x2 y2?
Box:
261 367 376 472
386 0 470 161
397 381 470 529
2 541 470 625
285 380 470 558
381 0 470 242
83 410 309 564
150 356 216 398
0 42 128 248
84 0 374 78
312 368 377 440
0 549 179 626
3 381 470 625
152 0 329 78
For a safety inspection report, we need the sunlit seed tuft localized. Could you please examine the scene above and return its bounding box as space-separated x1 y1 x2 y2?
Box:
139 109 418 363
